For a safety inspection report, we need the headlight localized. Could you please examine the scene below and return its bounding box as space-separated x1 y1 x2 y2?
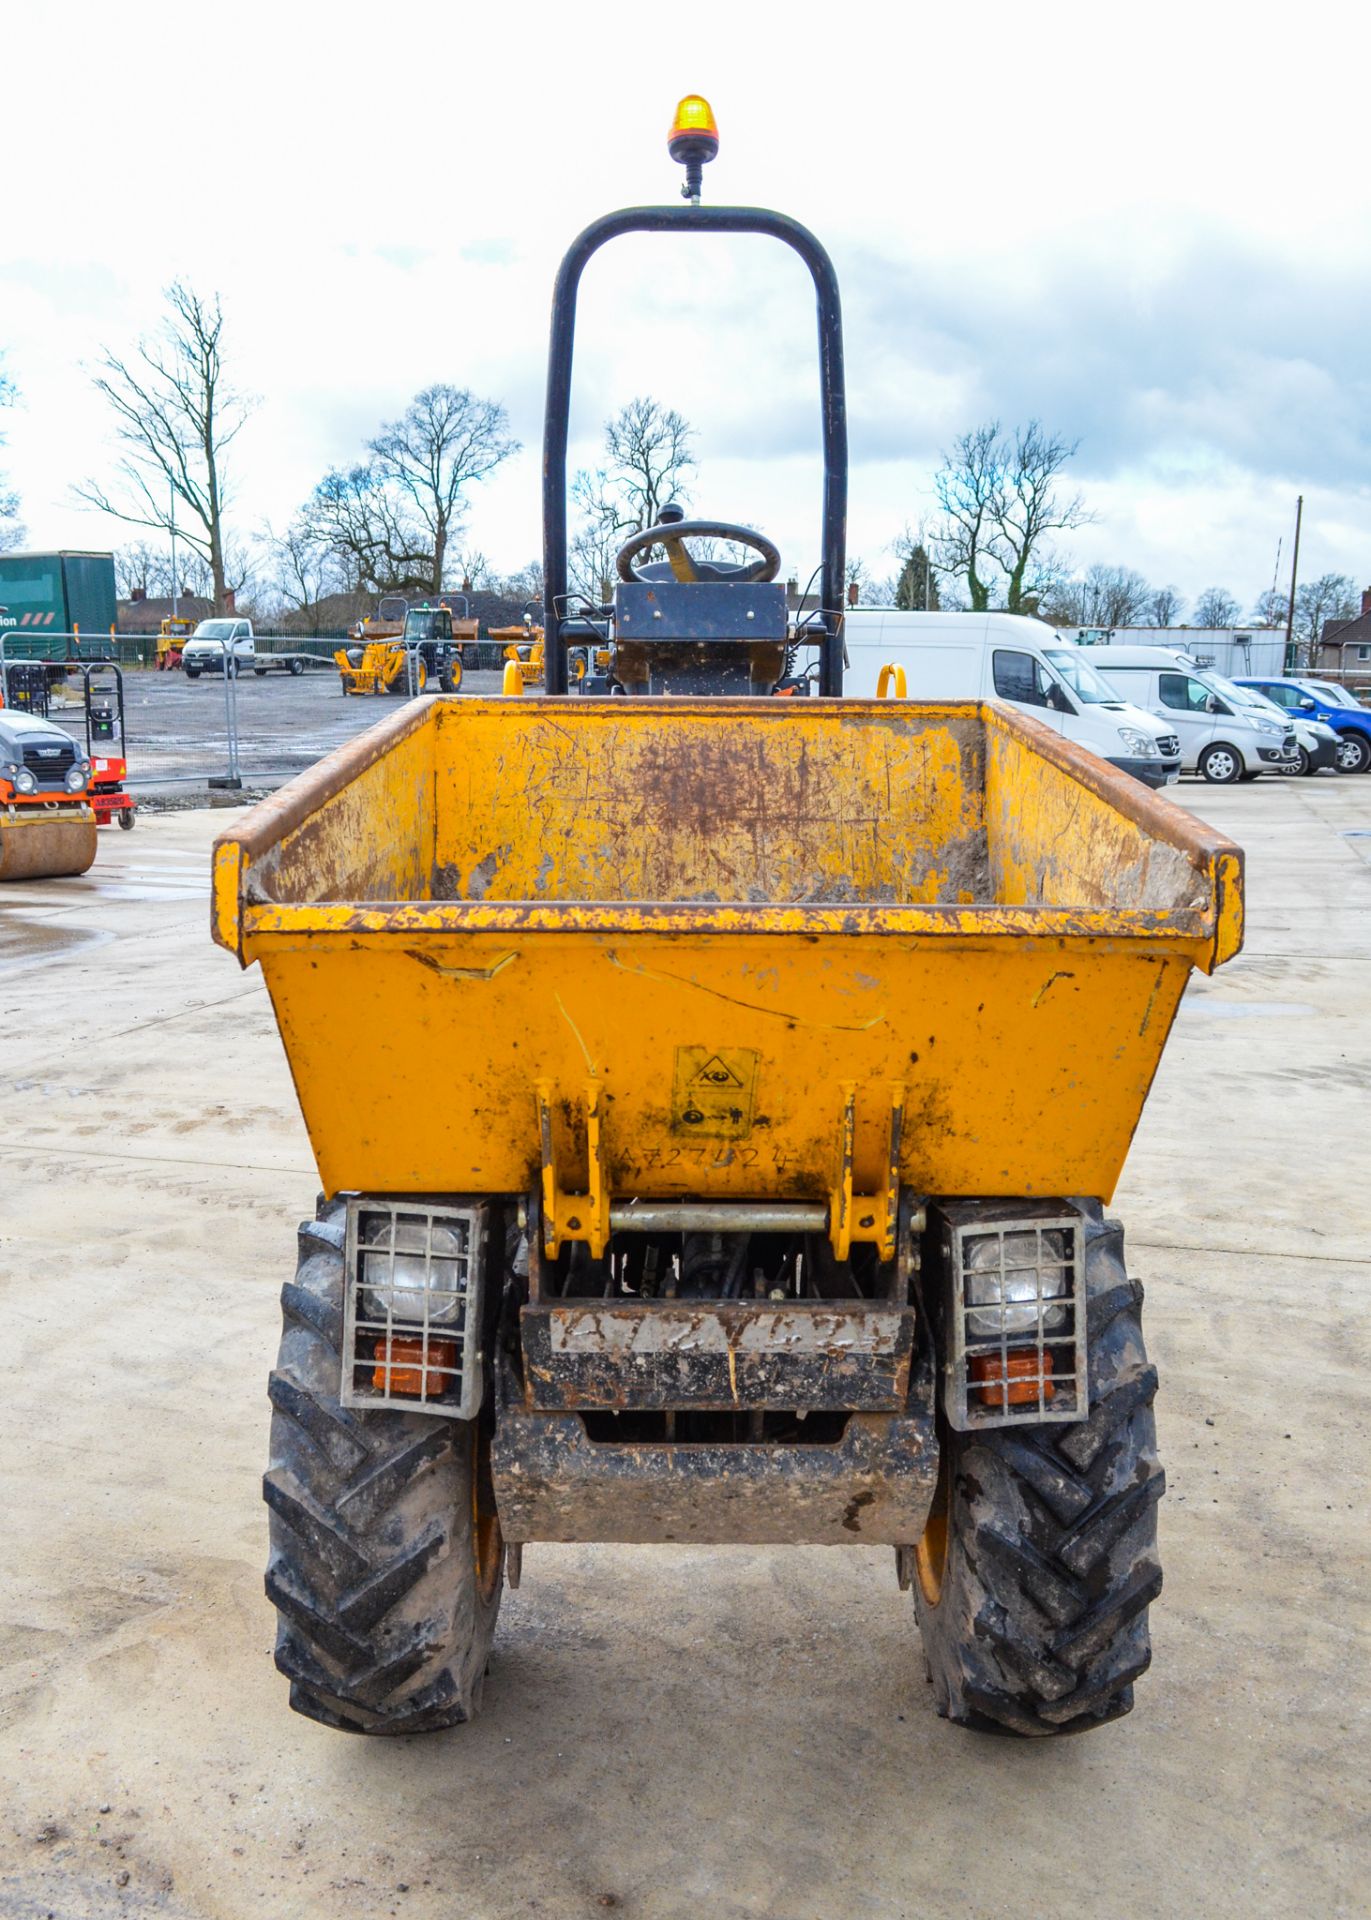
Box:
964 1228 1072 1337
359 1216 470 1327
65 762 91 792
342 1199 489 1420
1116 727 1160 756
1254 718 1282 736
13 766 38 795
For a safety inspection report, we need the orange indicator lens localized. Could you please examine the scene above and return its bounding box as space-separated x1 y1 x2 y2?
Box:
373 1335 457 1400
970 1350 1055 1407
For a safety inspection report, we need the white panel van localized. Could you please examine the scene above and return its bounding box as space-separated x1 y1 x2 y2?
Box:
1079 646 1301 783
843 611 1182 789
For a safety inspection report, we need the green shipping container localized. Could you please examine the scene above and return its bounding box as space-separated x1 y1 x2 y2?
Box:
61 553 118 634
0 551 116 656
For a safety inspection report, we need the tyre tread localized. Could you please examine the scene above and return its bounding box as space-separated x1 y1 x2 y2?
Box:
263 1202 501 1734
915 1204 1163 1737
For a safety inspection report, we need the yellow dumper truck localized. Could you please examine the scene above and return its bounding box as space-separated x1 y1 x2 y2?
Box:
213 101 1243 1739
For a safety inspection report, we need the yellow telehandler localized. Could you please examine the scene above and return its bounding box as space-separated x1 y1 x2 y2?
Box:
214 97 1243 1739
335 601 471 697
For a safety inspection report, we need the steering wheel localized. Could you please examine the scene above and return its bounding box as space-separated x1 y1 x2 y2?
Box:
615 516 782 586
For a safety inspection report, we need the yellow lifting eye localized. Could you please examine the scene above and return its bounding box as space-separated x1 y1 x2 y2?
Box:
668 94 719 161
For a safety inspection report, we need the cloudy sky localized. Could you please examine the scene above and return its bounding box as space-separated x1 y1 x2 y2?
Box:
3 0 1368 611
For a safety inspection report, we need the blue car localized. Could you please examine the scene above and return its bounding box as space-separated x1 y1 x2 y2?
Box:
1234 677 1371 775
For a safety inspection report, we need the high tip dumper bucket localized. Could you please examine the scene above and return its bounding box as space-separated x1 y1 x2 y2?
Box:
213 695 1242 1227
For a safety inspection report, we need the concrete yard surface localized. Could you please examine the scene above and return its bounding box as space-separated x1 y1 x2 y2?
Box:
1 781 1369 1918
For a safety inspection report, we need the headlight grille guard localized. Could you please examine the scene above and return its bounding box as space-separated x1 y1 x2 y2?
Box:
934 1200 1088 1432
340 1197 489 1419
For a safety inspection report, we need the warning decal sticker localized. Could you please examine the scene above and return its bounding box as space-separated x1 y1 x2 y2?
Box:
670 1046 760 1139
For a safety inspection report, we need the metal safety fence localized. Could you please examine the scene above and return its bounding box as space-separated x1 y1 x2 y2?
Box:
1 631 503 795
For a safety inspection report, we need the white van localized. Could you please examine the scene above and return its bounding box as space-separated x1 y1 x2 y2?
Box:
182 618 256 678
843 611 1182 788
1077 646 1300 783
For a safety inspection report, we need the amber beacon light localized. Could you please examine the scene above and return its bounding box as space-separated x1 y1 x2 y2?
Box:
668 94 719 202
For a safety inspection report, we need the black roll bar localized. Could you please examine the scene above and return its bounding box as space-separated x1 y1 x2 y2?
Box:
541 205 847 695
80 662 126 759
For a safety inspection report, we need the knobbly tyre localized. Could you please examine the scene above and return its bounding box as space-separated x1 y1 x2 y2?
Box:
213 99 1245 1738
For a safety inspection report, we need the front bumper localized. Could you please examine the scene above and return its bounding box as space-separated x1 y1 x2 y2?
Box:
1109 755 1181 789
491 1353 938 1545
1306 736 1340 772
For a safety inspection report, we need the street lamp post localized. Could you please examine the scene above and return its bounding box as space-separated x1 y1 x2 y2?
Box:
170 482 179 621
1283 495 1303 669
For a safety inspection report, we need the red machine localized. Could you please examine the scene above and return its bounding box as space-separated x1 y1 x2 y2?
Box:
80 664 136 829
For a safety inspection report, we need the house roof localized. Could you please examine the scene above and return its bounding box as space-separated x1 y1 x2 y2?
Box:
1320 610 1371 651
115 595 214 634
467 591 537 633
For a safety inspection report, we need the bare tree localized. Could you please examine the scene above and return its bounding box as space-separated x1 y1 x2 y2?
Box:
1250 586 1288 628
495 559 544 600
367 386 517 595
75 282 250 611
994 422 1091 613
568 477 626 605
1148 585 1184 627
1085 565 1151 626
844 556 874 602
1041 565 1149 629
451 549 492 590
259 517 353 630
569 398 696 604
301 464 430 596
114 537 236 604
291 387 516 604
1039 577 1085 627
603 397 694 532
204 540 258 607
176 547 224 601
114 541 172 599
929 421 1090 613
1295 573 1358 664
929 423 1001 611
1192 587 1242 628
